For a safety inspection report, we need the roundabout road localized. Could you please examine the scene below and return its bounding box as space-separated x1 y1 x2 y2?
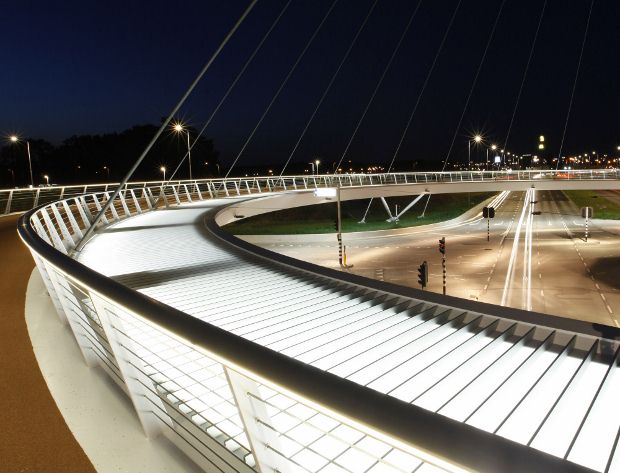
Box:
243 190 620 327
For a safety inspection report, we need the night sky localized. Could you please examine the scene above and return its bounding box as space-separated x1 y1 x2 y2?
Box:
2 0 619 171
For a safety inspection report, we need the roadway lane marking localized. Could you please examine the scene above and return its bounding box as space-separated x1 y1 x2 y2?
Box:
552 193 615 320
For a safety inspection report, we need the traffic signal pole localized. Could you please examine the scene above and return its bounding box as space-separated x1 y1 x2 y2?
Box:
487 216 490 242
417 261 428 290
439 237 446 295
337 184 343 266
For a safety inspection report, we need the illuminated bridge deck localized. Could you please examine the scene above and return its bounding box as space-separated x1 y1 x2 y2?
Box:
78 198 620 473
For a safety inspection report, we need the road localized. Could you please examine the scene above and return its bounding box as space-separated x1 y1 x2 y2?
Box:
241 190 620 327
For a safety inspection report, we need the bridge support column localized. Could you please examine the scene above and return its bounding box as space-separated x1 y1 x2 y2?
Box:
225 368 288 473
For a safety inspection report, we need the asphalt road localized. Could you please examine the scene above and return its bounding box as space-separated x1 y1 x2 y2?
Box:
242 190 620 327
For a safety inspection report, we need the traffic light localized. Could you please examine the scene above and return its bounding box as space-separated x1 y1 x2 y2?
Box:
483 207 495 219
438 237 446 255
418 261 428 288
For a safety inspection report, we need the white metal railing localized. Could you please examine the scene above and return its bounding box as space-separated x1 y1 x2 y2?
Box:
4 168 620 217
17 172 617 473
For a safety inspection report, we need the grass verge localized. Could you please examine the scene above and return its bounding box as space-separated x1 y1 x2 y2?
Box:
563 190 620 219
225 192 494 235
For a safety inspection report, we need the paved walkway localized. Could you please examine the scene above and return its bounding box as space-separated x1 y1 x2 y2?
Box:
0 214 94 472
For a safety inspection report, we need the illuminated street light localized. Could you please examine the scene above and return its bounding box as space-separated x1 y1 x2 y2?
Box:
315 159 320 175
172 122 192 180
160 166 166 181
468 135 483 169
43 174 49 186
8 135 34 188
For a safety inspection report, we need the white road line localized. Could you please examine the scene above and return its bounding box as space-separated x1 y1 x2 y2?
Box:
501 189 531 307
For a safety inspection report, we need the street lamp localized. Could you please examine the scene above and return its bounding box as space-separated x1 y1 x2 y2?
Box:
160 166 166 182
315 159 320 176
43 174 49 186
172 122 192 180
308 162 315 175
103 165 110 180
9 135 34 188
468 135 482 169
486 144 497 169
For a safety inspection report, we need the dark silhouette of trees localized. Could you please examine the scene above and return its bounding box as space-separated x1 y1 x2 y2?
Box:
0 124 219 187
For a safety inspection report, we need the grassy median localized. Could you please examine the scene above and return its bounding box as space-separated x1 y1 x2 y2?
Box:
225 192 494 235
563 190 620 220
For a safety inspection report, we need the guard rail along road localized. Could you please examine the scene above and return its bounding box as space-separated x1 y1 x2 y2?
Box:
15 169 620 473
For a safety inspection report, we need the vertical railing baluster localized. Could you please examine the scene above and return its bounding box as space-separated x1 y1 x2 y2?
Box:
91 294 172 437
225 368 288 472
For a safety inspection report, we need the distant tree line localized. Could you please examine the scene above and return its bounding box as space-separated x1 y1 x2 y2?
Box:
0 124 219 187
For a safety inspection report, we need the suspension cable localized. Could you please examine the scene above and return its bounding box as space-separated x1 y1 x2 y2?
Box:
360 0 462 223
335 0 423 173
75 0 258 252
501 0 547 155
277 0 379 179
221 0 339 182
161 0 293 189
441 0 506 172
556 0 595 169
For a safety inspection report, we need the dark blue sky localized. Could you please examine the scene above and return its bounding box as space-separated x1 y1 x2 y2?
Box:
2 0 619 170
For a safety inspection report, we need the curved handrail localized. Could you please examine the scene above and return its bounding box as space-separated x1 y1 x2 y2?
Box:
4 168 620 216
18 186 601 472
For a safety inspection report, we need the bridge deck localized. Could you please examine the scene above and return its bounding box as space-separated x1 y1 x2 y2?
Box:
78 200 620 473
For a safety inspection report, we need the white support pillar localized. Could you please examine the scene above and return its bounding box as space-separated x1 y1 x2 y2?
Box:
395 193 427 220
225 368 288 473
45 266 100 367
6 190 13 214
182 184 192 203
172 185 181 204
103 192 120 221
380 197 394 221
75 196 92 228
41 207 68 254
91 294 171 438
50 202 74 246
130 189 142 213
118 192 131 217
61 200 83 239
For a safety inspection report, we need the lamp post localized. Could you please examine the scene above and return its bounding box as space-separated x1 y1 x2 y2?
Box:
160 166 166 182
103 165 110 180
468 135 482 170
43 174 49 186
9 135 34 188
315 159 320 176
173 122 192 180
308 162 315 175
490 144 498 170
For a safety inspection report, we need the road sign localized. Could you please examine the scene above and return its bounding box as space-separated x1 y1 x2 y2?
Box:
417 261 428 289
482 207 495 219
581 207 593 219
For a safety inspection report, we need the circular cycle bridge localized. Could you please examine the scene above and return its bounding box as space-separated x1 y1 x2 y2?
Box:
17 170 620 473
